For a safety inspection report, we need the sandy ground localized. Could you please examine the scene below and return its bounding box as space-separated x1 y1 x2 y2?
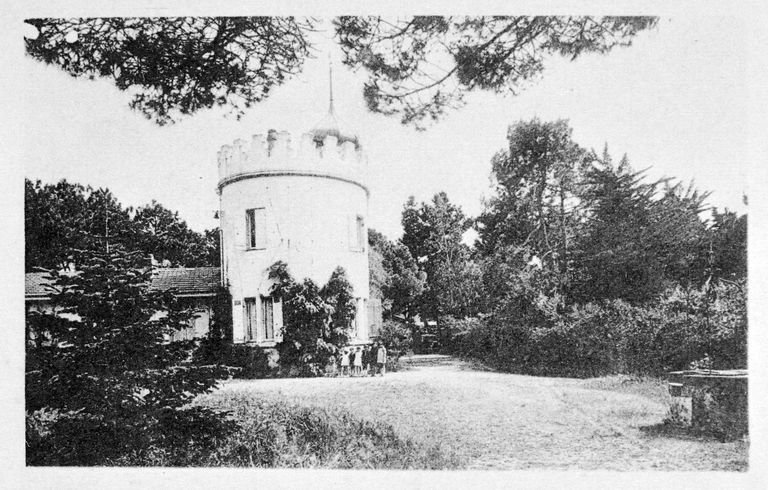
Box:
213 356 748 471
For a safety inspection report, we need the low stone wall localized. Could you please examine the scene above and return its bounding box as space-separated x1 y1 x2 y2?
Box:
668 370 748 439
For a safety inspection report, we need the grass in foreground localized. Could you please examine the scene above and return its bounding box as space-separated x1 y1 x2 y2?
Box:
211 362 748 471
180 391 458 468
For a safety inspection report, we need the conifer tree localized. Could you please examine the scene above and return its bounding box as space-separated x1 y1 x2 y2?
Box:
26 246 232 465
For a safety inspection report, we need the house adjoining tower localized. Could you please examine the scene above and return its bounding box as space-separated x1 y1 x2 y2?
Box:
216 78 372 348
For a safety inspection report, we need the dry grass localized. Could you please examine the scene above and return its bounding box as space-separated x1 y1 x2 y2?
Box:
190 392 457 469
205 358 748 471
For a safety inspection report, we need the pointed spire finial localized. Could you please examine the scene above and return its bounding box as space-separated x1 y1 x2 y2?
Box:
328 52 335 114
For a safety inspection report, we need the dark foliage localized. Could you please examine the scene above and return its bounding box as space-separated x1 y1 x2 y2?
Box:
104 396 456 468
377 319 413 353
25 17 315 125
451 279 747 378
336 16 657 128
453 118 747 377
193 341 272 380
133 201 221 268
25 246 233 465
709 209 747 281
572 158 711 302
192 287 274 379
25 179 134 272
25 16 653 128
368 228 425 320
269 262 357 376
475 118 591 267
25 179 219 271
401 192 481 323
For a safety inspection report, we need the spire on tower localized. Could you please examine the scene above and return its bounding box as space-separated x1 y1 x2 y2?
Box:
310 52 359 148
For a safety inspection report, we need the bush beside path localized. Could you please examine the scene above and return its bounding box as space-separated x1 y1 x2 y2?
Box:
205 356 747 471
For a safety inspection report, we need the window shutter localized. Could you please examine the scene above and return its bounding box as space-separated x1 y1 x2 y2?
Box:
245 209 254 248
347 215 354 251
244 298 259 341
357 216 365 251
234 302 246 342
261 296 274 340
273 298 283 342
254 208 267 249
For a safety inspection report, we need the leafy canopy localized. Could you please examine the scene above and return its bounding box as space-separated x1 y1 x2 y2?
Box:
401 192 481 320
336 16 657 128
25 17 315 125
25 179 219 271
25 16 655 127
367 228 425 320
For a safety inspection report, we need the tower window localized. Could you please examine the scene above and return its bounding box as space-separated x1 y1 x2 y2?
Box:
244 297 257 341
348 215 365 252
260 296 275 341
356 216 365 252
244 296 277 342
245 208 266 249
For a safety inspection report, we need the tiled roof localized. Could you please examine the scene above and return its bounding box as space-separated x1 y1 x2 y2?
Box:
25 272 53 298
25 267 221 300
150 267 221 295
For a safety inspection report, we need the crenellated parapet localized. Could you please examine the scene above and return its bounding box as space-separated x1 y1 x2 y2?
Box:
217 129 368 194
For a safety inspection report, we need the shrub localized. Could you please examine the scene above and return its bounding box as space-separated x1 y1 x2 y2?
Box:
269 262 356 376
377 319 413 352
452 279 746 377
193 339 273 379
105 394 456 468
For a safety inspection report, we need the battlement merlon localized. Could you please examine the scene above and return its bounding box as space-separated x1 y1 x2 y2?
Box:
216 130 368 189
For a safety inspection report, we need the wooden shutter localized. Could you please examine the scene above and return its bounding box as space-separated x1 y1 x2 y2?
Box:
261 296 274 340
254 208 267 249
233 300 246 343
245 209 255 248
347 215 354 251
273 298 283 342
245 298 257 341
357 216 365 251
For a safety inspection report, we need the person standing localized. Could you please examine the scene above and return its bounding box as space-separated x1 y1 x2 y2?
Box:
353 346 363 376
340 349 350 376
376 343 387 376
326 354 338 377
363 344 373 376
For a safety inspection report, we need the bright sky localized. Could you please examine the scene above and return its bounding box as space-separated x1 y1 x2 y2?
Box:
21 16 753 241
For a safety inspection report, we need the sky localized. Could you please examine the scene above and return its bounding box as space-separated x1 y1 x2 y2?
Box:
21 16 753 242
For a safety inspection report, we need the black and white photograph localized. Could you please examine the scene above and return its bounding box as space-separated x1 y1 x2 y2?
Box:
3 2 767 488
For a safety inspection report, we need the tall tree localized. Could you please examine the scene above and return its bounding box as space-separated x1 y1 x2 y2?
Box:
476 119 592 291
25 179 219 271
708 208 747 281
572 153 710 302
368 229 426 320
26 246 231 465
336 16 657 127
25 179 135 271
133 201 219 267
402 192 479 321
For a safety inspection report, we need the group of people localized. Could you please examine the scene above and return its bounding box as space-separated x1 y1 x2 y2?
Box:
331 342 388 377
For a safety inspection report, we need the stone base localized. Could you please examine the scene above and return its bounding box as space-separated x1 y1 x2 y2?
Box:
668 370 748 439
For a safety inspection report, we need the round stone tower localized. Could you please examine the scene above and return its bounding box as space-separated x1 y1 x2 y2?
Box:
216 98 370 347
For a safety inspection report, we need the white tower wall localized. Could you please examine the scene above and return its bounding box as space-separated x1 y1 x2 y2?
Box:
217 131 370 346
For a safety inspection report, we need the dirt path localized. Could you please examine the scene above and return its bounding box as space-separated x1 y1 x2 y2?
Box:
214 356 747 471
